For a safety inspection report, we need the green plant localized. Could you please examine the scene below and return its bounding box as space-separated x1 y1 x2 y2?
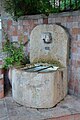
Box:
3 37 29 69
50 0 80 11
3 0 80 20
3 0 52 20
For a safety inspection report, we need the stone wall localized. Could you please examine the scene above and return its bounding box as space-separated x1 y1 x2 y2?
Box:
2 10 80 97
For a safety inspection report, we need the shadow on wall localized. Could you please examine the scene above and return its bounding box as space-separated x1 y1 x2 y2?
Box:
4 69 11 95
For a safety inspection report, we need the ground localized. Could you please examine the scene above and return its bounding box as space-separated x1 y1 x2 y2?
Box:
0 89 80 120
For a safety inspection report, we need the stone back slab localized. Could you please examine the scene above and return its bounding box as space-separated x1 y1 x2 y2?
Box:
30 24 69 67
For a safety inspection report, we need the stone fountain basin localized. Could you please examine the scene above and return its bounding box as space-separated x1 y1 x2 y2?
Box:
12 65 67 108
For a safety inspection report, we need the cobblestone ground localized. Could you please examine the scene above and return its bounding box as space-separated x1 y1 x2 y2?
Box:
0 90 80 120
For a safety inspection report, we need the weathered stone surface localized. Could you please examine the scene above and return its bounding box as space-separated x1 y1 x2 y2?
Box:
12 24 68 108
1 93 80 120
30 24 69 67
12 68 67 108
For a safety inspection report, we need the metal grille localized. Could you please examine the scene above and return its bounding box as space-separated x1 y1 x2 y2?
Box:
22 65 59 72
51 0 80 12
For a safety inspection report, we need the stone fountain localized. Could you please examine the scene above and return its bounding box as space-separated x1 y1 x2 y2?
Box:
12 24 69 108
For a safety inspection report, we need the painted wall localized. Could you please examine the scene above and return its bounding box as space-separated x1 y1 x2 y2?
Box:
2 10 80 97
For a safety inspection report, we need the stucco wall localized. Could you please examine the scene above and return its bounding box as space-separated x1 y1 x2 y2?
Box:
2 10 80 97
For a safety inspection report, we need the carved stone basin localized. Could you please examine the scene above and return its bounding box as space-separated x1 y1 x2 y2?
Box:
12 66 67 108
12 24 69 108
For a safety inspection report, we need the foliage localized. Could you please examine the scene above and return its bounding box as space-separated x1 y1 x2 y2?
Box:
3 0 80 20
3 37 30 69
3 0 52 20
50 0 80 11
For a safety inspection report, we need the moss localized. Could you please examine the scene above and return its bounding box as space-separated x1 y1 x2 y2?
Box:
32 58 63 68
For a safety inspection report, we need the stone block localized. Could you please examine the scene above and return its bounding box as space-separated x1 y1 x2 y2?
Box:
72 28 80 35
12 68 67 108
77 35 80 41
7 20 12 28
72 22 78 28
43 18 48 24
30 24 69 67
66 22 73 28
67 16 73 22
38 19 43 24
0 78 4 98
11 36 18 42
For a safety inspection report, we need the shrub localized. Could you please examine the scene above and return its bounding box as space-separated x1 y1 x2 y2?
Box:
3 37 29 69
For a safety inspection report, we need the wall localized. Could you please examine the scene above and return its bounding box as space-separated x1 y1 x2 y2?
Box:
2 10 80 97
0 60 4 98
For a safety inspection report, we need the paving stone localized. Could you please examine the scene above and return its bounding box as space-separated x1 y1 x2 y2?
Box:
9 115 43 120
0 116 9 120
0 99 8 117
38 106 71 119
0 108 8 118
0 99 6 108
0 93 80 120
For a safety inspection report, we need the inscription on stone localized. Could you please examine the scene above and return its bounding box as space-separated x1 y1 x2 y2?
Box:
45 47 50 50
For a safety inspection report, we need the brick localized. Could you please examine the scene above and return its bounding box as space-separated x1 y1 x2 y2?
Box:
71 56 78 67
66 22 73 28
27 20 35 32
72 28 80 35
0 60 3 65
7 20 12 28
55 17 61 23
0 91 4 99
0 69 3 74
78 22 80 28
77 41 80 48
48 18 52 23
77 47 80 54
0 79 4 99
23 35 28 44
71 47 77 53
43 18 48 24
68 79 74 90
0 78 4 84
12 20 18 26
18 20 23 25
71 35 77 41
0 74 3 79
67 16 73 22
74 79 79 95
38 18 43 24
23 20 28 26
18 26 23 31
12 26 18 36
72 16 79 22
71 60 76 65
72 22 78 28
13 30 17 36
61 17 67 23
77 35 80 41
33 19 38 24
71 41 77 48
48 18 56 23
11 36 18 42
61 23 67 27
74 114 80 120
77 60 80 66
